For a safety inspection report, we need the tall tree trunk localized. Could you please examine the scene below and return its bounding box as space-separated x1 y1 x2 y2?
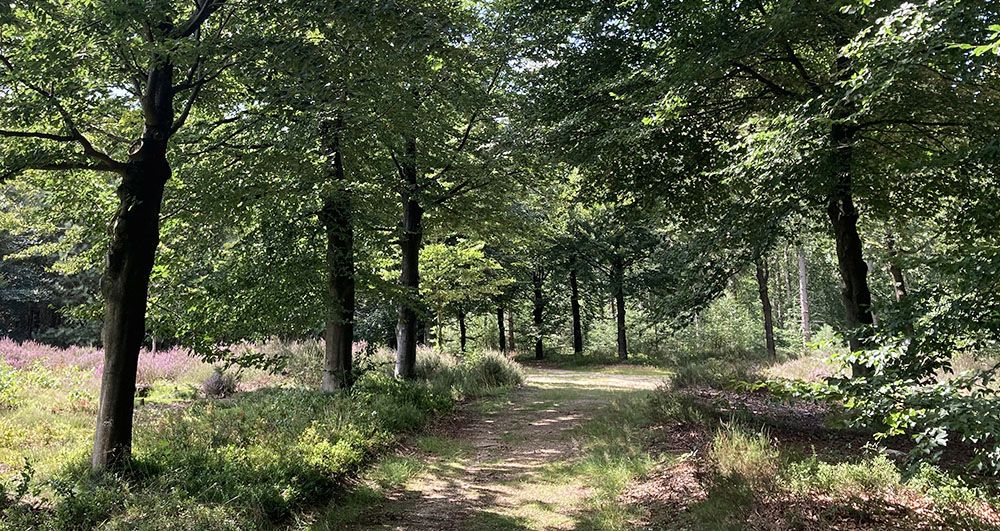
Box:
570 268 583 355
611 257 628 361
885 232 914 336
92 61 174 473
755 258 777 358
824 30 874 377
497 306 507 354
319 116 354 392
532 270 545 360
94 155 168 473
458 308 467 353
395 138 422 379
507 310 516 353
886 233 908 303
827 88 874 376
797 244 811 345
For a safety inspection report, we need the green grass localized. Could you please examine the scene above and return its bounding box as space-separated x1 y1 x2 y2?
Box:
516 351 672 375
633 385 1000 530
413 435 472 458
0 348 524 530
524 387 658 530
709 423 779 489
464 510 532 530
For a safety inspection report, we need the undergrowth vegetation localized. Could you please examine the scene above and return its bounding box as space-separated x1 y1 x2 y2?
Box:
0 341 522 530
615 367 1000 529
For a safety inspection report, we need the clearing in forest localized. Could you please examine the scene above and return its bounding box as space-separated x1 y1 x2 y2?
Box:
313 366 666 530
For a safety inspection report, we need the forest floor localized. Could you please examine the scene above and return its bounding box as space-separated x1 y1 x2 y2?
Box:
310 366 666 530
307 359 1000 531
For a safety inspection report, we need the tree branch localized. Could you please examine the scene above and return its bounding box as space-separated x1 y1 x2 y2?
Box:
0 129 76 142
171 79 203 134
731 61 805 101
172 0 225 39
782 43 823 95
0 53 125 173
174 60 235 93
426 64 505 184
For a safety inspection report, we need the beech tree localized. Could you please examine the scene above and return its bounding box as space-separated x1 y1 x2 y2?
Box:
0 0 247 472
380 4 511 378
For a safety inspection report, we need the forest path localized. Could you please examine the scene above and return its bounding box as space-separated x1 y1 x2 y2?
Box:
335 366 667 530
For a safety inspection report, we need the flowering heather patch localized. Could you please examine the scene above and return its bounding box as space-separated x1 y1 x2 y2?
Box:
0 337 208 382
135 348 208 384
0 338 103 372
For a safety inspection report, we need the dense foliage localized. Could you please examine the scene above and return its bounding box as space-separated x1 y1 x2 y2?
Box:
2 0 1000 524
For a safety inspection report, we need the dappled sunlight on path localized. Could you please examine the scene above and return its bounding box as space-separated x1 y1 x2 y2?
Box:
337 367 665 530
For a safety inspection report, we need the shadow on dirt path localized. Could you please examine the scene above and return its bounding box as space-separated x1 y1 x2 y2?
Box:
328 367 667 530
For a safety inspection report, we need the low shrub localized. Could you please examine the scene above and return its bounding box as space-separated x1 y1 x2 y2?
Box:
907 462 979 508
646 388 708 425
782 453 901 498
709 423 779 489
2 369 461 530
453 351 524 396
413 348 457 380
0 362 21 410
672 357 754 389
201 369 238 398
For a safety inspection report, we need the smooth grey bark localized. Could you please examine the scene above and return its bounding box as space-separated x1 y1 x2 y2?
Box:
755 258 777 358
395 138 422 379
319 116 354 392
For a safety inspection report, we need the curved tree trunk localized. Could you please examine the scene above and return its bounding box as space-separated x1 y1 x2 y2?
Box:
570 268 583 355
497 306 507 354
828 45 874 377
755 258 777 358
320 116 354 392
92 58 178 473
532 270 545 360
395 138 422 379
